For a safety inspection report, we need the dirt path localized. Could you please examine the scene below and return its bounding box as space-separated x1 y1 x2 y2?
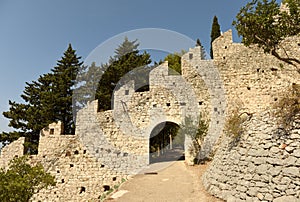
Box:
106 161 223 202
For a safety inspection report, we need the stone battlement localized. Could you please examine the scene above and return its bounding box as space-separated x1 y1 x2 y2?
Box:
0 30 299 201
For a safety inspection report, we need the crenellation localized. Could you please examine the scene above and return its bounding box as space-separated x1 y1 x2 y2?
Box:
0 29 299 201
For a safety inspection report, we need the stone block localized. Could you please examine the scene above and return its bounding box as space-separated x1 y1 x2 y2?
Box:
282 167 299 177
273 196 298 202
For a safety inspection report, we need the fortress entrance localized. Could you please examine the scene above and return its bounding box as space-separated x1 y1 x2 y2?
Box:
149 122 185 164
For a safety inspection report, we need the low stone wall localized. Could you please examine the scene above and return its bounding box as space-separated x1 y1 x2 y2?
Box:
202 111 300 202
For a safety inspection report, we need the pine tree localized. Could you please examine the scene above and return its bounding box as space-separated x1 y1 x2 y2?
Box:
114 37 139 59
51 44 83 134
0 44 83 153
210 16 221 59
196 38 206 60
96 39 151 111
74 62 106 112
1 74 55 153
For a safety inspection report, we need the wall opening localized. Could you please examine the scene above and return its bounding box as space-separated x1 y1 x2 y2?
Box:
149 122 184 164
65 151 71 156
79 187 86 194
103 185 110 192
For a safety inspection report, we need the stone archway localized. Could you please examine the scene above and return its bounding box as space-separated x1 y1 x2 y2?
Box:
149 121 184 164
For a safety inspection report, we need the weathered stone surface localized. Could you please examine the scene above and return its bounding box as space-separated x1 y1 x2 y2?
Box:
264 193 273 201
293 149 300 158
256 164 270 175
273 196 298 202
284 156 297 166
257 193 264 200
282 167 299 177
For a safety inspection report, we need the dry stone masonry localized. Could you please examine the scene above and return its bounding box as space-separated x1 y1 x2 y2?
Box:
202 112 300 202
202 31 300 201
0 30 299 201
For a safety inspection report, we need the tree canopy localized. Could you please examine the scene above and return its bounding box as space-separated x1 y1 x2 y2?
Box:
163 50 187 75
96 38 151 111
1 44 82 153
233 0 300 66
74 62 106 112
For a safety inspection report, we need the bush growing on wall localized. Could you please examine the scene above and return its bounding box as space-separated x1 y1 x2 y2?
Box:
273 83 300 133
0 156 55 202
224 101 252 143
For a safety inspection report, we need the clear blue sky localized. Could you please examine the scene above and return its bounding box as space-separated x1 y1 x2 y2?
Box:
0 0 280 133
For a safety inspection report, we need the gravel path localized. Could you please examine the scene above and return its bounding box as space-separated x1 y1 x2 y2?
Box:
106 161 224 202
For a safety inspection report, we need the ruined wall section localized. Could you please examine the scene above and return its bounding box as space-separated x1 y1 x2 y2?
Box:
212 30 300 114
0 137 25 168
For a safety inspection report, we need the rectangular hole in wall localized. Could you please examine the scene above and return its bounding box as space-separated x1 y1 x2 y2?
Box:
50 128 54 135
125 90 129 95
180 102 186 106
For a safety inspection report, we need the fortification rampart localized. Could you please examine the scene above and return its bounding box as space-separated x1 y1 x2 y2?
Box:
202 31 300 201
0 30 299 201
212 30 299 114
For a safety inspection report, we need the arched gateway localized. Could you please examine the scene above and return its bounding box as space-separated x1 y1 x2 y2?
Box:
76 47 226 175
149 121 184 164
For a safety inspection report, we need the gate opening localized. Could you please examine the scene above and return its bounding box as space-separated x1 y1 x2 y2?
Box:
149 122 184 164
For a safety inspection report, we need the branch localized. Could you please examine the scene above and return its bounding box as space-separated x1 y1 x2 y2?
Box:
271 49 300 70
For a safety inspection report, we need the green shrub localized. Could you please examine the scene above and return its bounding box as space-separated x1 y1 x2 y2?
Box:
181 114 208 164
0 156 56 202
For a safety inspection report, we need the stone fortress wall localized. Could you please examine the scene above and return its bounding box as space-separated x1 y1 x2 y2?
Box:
202 31 300 202
0 58 211 201
0 29 299 201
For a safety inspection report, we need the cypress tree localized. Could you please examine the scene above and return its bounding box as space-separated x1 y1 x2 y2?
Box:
210 16 221 59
